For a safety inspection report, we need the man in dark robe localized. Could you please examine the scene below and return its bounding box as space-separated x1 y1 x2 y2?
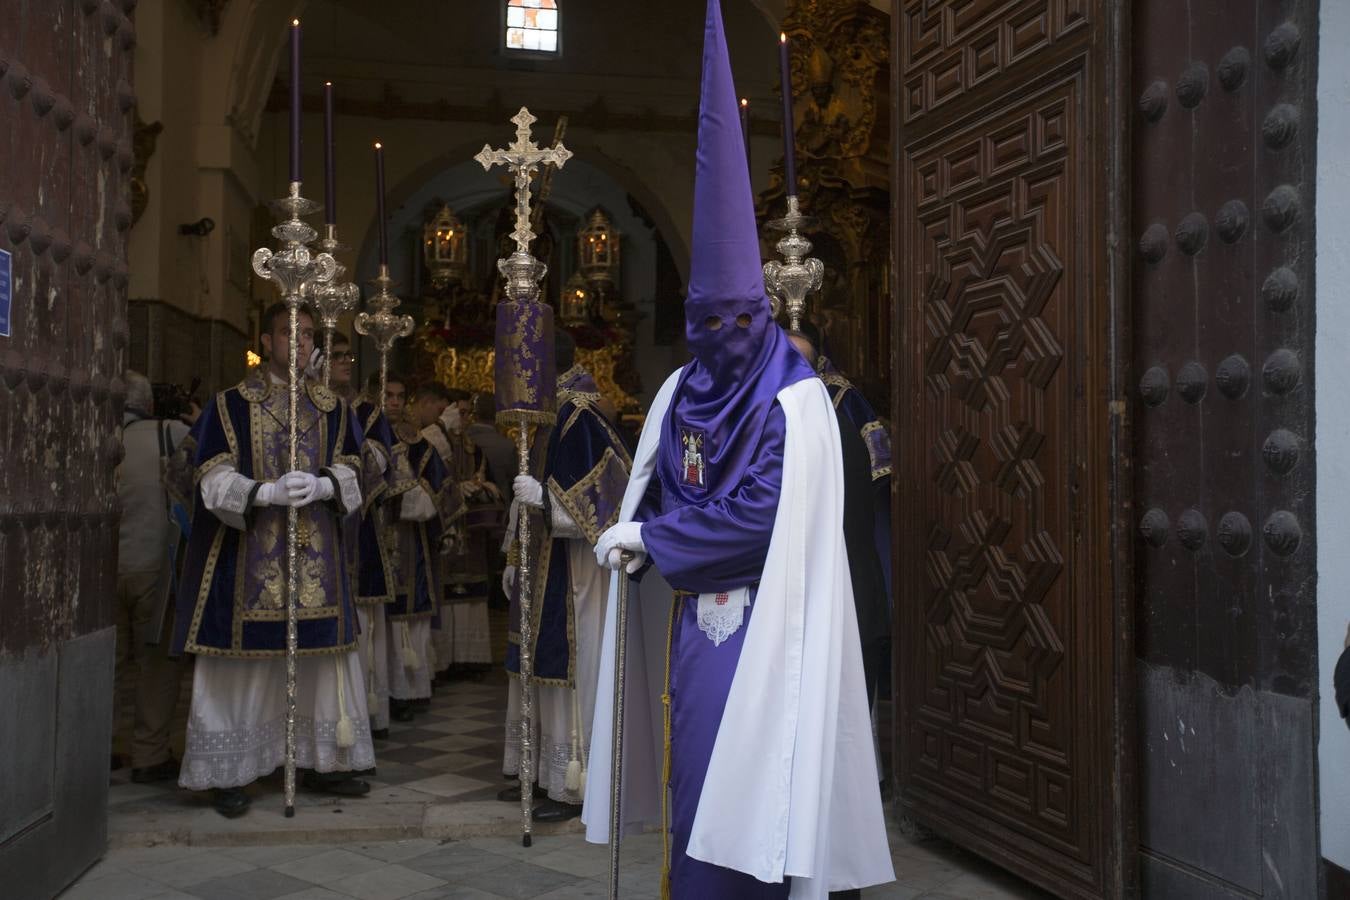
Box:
501 331 631 822
787 329 890 710
172 303 373 817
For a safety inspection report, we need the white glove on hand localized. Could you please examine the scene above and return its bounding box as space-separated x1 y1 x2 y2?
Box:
502 565 517 597
279 471 333 508
254 481 283 507
305 346 324 381
439 404 462 434
595 522 646 573
513 475 544 508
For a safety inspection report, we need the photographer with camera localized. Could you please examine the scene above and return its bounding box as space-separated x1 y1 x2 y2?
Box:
112 371 191 782
152 376 203 428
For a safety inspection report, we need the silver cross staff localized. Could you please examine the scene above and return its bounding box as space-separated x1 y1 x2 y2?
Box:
475 107 573 256
475 107 570 849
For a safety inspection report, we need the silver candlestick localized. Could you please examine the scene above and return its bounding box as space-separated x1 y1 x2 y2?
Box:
762 194 824 332
354 265 415 420
309 225 362 389
251 181 339 819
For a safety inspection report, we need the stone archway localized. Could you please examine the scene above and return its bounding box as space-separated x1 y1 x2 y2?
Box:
360 137 691 285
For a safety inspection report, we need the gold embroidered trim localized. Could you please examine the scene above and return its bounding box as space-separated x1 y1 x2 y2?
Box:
193 451 236 486
496 408 557 428
558 403 633 469
548 445 628 548
183 641 357 659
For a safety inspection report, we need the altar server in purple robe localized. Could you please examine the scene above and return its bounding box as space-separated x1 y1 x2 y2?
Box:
581 3 894 896
173 303 374 818
502 331 631 822
348 370 407 738
386 392 455 724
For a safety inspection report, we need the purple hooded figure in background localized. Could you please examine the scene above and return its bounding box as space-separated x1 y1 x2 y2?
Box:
582 1 895 897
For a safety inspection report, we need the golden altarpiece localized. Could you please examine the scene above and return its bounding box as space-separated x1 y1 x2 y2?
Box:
757 0 891 411
411 197 644 417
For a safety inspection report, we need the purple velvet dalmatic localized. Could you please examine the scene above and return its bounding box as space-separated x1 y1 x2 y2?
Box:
634 1 813 894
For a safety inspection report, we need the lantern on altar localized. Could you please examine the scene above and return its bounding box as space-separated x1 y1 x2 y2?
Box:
577 207 619 289
423 203 467 289
560 271 592 325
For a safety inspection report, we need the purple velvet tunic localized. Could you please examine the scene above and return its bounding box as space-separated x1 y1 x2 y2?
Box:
639 405 791 898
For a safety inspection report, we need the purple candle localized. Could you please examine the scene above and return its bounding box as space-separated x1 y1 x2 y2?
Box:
374 142 388 267
323 81 336 224
740 98 751 175
778 32 797 197
290 19 301 184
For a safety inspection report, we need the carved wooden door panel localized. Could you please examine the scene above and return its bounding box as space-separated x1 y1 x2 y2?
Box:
0 1 134 896
890 3 1133 897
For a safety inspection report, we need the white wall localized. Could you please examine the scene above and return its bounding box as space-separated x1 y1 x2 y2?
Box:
1317 0 1350 871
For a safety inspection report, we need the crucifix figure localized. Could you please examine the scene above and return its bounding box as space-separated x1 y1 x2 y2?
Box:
475 107 573 255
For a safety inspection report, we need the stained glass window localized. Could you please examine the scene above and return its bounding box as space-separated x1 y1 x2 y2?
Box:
505 0 559 53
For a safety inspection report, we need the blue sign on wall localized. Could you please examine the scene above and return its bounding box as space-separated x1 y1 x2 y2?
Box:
0 248 10 338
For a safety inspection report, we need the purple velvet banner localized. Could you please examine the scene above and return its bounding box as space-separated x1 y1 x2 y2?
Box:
494 298 557 425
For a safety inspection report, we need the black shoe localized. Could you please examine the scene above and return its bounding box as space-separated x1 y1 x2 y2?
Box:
110 754 128 772
131 758 180 784
353 767 377 778
497 783 548 803
301 772 371 797
390 700 415 722
213 787 250 817
371 728 390 740
532 799 582 823
412 697 431 709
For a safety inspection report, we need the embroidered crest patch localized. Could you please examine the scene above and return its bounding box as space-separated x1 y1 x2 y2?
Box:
680 427 707 490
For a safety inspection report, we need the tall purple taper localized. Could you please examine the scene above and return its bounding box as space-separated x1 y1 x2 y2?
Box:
289 20 301 184
323 82 336 224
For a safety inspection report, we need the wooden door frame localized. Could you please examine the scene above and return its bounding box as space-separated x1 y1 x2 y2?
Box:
887 2 1137 896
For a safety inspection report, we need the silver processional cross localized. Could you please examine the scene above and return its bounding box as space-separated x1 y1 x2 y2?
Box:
474 107 573 253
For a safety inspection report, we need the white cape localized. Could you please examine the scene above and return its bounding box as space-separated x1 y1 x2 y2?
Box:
583 369 894 897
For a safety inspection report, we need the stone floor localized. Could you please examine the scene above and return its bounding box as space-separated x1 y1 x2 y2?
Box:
88 656 1050 899
106 672 550 848
67 825 1050 899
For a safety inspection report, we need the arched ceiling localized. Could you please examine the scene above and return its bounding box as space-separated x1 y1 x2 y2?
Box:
216 0 807 145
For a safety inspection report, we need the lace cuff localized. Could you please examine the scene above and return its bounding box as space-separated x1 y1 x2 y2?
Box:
322 464 362 516
696 587 750 647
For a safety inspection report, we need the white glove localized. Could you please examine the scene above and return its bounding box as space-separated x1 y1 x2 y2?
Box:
502 566 517 597
279 470 333 508
595 522 646 573
513 475 544 508
305 346 324 381
439 404 462 434
254 481 286 507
